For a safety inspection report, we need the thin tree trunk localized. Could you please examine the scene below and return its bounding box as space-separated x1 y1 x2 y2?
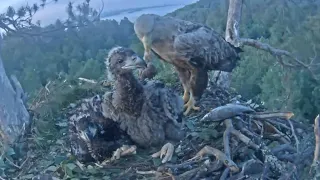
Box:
0 37 30 145
225 0 243 47
213 0 243 89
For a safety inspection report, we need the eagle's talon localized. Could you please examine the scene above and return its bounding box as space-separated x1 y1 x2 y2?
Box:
183 95 200 115
182 92 190 103
184 105 200 116
109 145 137 162
143 52 152 61
151 143 174 163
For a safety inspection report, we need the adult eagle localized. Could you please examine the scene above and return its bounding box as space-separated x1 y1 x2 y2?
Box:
134 14 242 115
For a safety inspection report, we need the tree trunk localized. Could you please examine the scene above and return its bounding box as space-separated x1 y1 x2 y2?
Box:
0 38 30 145
225 0 243 47
213 0 243 89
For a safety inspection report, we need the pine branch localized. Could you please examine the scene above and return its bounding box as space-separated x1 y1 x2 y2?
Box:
0 0 104 37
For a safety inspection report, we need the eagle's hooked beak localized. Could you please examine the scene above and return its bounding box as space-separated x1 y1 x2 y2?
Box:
122 55 147 70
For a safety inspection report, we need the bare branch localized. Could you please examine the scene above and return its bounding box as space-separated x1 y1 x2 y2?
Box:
225 0 242 46
287 119 300 153
44 81 51 93
226 0 319 82
312 115 320 166
78 77 97 84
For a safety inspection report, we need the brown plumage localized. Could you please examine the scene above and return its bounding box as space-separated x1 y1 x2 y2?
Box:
68 94 131 162
68 46 185 163
134 14 243 115
102 46 185 148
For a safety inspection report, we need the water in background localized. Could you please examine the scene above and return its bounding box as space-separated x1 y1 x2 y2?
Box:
102 5 185 22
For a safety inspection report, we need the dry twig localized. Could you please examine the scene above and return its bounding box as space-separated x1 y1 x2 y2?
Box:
250 112 294 120
226 119 260 150
287 119 299 153
44 81 51 93
78 77 97 84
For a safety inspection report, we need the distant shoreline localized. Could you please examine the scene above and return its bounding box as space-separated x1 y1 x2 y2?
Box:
101 4 181 18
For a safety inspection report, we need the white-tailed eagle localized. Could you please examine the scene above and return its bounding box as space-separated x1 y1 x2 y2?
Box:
134 14 242 115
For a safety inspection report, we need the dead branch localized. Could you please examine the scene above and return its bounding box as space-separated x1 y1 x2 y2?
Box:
178 167 201 179
312 115 320 167
251 112 309 131
226 0 319 82
261 162 270 180
263 121 291 144
164 157 208 169
228 159 263 179
226 119 260 150
136 170 161 175
44 81 51 93
219 167 230 180
250 112 294 120
287 119 300 153
234 120 259 139
4 155 29 170
271 144 296 155
78 77 98 84
223 120 232 159
10 75 26 103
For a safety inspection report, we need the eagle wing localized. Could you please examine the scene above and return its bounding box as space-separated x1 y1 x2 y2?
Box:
143 80 185 140
143 80 183 124
68 94 131 163
173 24 241 72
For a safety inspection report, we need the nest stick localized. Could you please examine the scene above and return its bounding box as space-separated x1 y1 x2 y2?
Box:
271 144 296 155
78 77 97 84
252 111 309 130
136 170 161 176
230 129 260 150
287 119 300 153
219 167 230 180
263 121 291 144
223 120 232 159
250 111 294 120
261 162 270 180
178 167 201 179
226 119 260 150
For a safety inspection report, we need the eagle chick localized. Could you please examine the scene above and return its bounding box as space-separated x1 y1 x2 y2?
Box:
68 46 185 163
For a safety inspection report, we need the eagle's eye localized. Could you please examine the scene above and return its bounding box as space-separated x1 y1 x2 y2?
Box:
118 59 124 63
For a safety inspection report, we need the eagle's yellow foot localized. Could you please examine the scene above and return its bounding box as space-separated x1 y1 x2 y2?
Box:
111 145 137 161
151 143 174 163
186 146 240 172
183 96 200 115
182 91 190 103
143 51 152 61
101 145 137 165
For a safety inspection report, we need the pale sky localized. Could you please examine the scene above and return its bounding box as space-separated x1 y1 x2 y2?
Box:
0 0 197 25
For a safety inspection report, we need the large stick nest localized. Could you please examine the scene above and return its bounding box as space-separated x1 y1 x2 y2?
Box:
4 81 318 180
